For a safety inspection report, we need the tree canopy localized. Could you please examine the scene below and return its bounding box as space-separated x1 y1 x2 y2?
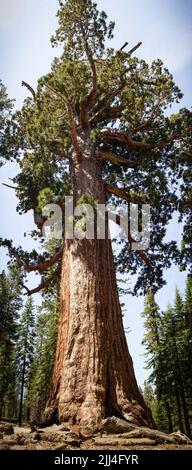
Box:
0 0 191 295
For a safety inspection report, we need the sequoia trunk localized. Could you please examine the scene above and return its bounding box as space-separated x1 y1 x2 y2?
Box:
44 134 153 429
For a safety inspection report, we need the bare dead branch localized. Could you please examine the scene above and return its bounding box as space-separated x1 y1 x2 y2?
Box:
22 81 36 100
126 41 142 56
119 42 129 51
2 183 18 190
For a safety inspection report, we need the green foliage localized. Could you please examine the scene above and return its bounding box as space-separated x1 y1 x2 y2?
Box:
16 297 35 424
142 381 155 410
142 280 192 435
153 400 170 433
0 80 13 165
0 0 190 294
28 297 59 423
51 0 115 57
0 266 23 417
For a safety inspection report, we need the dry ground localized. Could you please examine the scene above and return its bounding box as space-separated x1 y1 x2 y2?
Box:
1 420 192 451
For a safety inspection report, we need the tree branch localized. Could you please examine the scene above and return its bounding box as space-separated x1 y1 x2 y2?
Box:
102 127 192 152
151 129 192 150
102 130 151 151
21 249 63 273
21 271 57 296
126 41 142 56
106 184 147 204
2 183 18 190
96 151 139 168
119 41 129 51
109 212 150 265
90 42 142 118
45 83 82 162
80 26 97 129
65 100 83 162
128 103 160 135
92 81 127 117
22 81 36 100
90 105 124 126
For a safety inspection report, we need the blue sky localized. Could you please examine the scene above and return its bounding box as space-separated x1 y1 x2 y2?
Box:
0 0 191 386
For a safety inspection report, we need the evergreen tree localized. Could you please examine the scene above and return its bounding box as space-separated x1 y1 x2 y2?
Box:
0 80 13 165
0 266 23 418
161 304 185 433
184 276 192 340
173 288 191 436
142 285 192 436
142 381 155 412
29 297 59 423
1 0 191 427
16 298 35 426
141 290 173 432
153 400 170 433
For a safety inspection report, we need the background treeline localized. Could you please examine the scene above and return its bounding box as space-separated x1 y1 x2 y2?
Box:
0 265 59 425
141 277 192 437
0 265 191 435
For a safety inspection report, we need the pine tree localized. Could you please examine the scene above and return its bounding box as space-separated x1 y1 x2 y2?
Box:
142 381 155 412
0 266 23 418
161 304 185 433
29 297 59 423
173 289 191 436
183 276 192 414
142 284 192 436
141 290 173 432
16 298 35 426
153 400 170 433
1 0 192 427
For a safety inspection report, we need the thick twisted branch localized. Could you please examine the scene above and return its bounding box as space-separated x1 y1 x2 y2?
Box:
96 151 139 168
22 249 63 273
106 184 147 204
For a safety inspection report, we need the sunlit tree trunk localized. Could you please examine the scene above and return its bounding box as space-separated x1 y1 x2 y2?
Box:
44 135 153 429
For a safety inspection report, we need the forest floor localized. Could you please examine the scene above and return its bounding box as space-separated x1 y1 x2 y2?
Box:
1 421 192 451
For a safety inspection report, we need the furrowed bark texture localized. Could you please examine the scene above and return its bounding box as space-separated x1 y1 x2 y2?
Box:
44 132 153 429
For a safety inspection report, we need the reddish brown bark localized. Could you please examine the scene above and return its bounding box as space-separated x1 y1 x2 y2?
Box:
44 133 153 429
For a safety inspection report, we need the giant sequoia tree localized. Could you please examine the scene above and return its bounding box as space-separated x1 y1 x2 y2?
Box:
1 0 192 428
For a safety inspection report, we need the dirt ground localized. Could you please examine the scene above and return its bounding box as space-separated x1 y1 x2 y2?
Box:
0 424 192 451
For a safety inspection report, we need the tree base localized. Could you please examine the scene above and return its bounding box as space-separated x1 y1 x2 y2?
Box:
42 398 154 432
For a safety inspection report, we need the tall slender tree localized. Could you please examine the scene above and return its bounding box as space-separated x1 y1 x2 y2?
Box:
141 290 173 432
0 266 23 418
173 289 191 436
29 297 59 423
142 285 192 436
0 80 13 165
1 0 192 428
16 298 35 426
